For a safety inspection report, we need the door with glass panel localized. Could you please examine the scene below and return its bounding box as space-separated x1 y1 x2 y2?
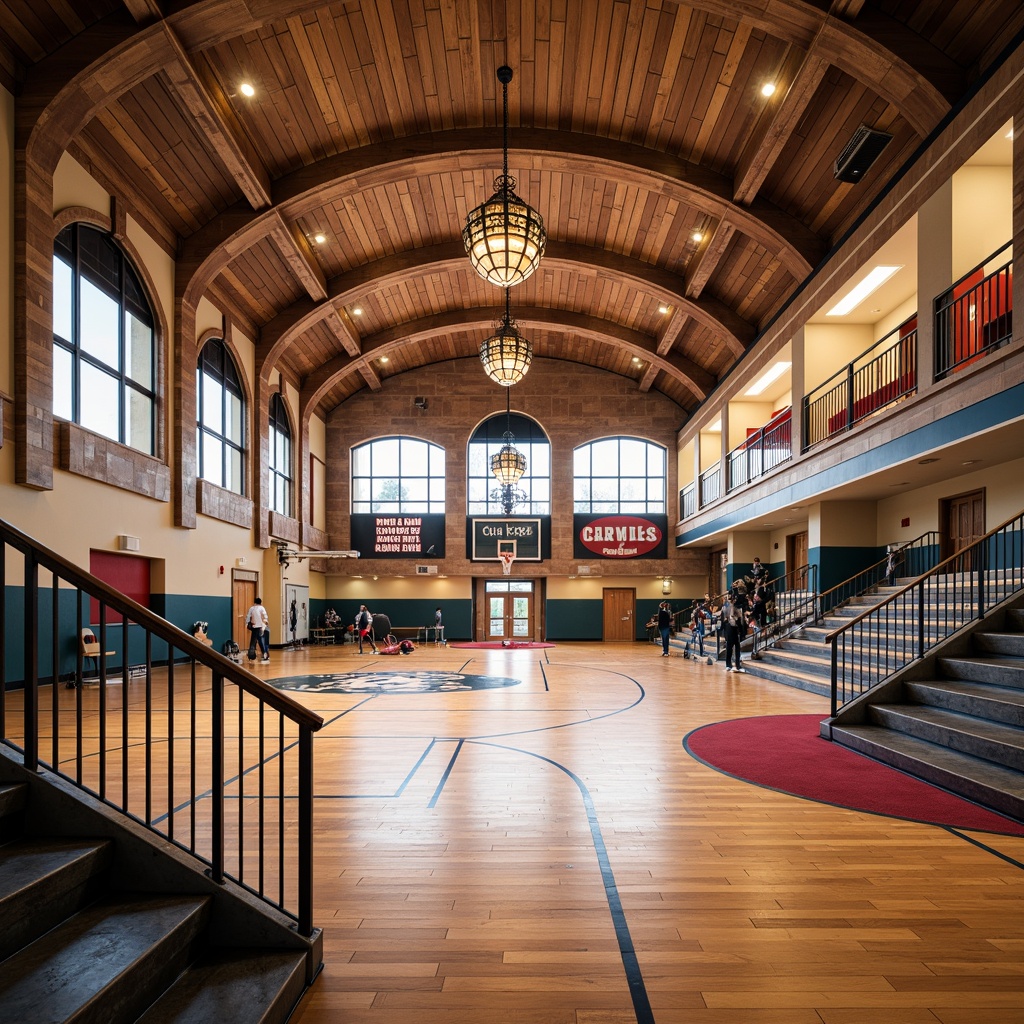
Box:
486 581 534 640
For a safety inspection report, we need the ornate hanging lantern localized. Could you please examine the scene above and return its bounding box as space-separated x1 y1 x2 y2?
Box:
480 289 532 386
489 389 528 515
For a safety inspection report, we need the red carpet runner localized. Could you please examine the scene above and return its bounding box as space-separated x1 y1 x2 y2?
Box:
685 714 1024 836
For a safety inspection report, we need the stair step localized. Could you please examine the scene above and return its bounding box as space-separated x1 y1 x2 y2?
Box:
905 679 1024 728
869 703 1024 772
735 660 830 697
0 837 113 961
0 782 28 841
137 949 307 1024
830 723 1024 822
938 655 1024 689
974 632 1024 656
0 893 211 1024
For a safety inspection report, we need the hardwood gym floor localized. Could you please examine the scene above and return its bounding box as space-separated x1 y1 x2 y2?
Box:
253 640 1024 1024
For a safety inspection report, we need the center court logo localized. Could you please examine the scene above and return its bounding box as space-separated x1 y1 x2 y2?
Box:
272 670 522 695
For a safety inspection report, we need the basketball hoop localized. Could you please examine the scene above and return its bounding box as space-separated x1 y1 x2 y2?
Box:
498 550 515 575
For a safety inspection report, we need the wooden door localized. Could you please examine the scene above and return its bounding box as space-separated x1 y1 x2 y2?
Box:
711 548 728 598
233 576 257 650
486 591 534 640
602 588 636 641
787 532 809 588
944 489 985 569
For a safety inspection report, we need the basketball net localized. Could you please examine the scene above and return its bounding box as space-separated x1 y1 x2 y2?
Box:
499 550 515 576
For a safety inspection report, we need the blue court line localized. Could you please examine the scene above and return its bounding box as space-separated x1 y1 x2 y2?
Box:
428 739 464 808
540 660 549 690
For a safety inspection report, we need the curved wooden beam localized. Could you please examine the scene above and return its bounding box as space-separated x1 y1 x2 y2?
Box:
299 306 713 415
256 240 753 380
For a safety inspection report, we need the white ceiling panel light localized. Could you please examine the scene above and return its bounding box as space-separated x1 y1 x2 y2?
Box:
744 361 791 396
826 265 902 316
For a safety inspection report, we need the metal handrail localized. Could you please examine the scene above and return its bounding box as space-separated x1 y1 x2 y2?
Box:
825 508 1024 717
816 531 941 619
0 517 322 937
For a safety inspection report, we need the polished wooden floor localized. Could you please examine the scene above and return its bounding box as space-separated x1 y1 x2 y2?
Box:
219 639 1024 1024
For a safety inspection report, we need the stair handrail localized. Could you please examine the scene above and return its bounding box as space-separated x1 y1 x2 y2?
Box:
0 516 323 937
825 508 1024 717
747 564 818 657
816 531 941 619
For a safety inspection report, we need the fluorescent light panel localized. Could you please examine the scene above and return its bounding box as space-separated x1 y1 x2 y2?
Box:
826 265 902 317
744 361 791 396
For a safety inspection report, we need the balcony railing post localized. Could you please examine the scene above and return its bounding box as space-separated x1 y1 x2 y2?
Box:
211 671 225 885
23 549 39 771
298 725 315 938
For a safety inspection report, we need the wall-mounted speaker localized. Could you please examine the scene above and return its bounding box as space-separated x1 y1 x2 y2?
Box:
834 124 893 183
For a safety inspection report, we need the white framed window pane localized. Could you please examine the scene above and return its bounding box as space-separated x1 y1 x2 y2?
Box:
352 478 371 503
374 438 400 475
227 392 243 445
125 389 153 454
430 447 446 475
202 433 223 486
125 313 152 387
573 447 589 475
530 444 550 475
620 438 646 471
648 479 664 501
53 257 73 342
79 363 120 440
468 478 488 502
227 446 243 494
594 501 617 513
531 479 550 502
647 445 666 475
352 446 371 476
202 376 223 433
591 439 618 475
574 480 590 503
400 438 426 467
404 478 428 502
79 279 119 369
621 479 645 501
53 344 73 420
468 445 488 475
429 478 445 502
593 479 618 502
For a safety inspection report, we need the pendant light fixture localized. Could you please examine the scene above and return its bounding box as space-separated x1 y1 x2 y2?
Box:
490 388 528 515
463 65 546 288
480 288 533 386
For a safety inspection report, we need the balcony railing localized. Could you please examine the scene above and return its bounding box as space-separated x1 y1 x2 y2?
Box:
698 462 721 508
680 481 696 519
726 408 792 491
803 322 917 452
935 243 1013 379
0 517 322 937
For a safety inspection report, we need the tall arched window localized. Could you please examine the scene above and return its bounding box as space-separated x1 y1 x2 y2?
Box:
52 223 156 453
468 413 550 515
197 339 245 494
269 393 293 517
573 437 666 513
351 437 446 513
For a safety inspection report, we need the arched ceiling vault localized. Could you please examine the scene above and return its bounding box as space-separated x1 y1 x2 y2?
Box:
9 0 1023 421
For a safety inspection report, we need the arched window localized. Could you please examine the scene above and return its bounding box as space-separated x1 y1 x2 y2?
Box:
573 437 666 514
468 413 550 515
351 437 446 513
269 393 292 517
52 223 156 453
196 339 245 494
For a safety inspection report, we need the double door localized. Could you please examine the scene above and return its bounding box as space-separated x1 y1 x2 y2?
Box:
488 591 534 640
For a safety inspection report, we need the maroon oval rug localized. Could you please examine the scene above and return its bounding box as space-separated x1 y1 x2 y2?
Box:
685 714 1024 836
449 641 556 650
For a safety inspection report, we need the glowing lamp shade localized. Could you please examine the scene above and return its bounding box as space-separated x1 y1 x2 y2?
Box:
464 180 546 287
480 289 533 386
491 441 527 486
464 65 546 288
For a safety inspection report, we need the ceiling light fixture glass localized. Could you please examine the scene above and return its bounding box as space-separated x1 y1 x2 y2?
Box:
463 65 546 288
480 288 533 385
490 388 528 515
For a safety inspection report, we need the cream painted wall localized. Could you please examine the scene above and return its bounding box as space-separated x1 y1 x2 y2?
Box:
0 86 11 399
728 532 770 565
53 153 109 215
678 439 695 487
127 215 173 337
876 459 1024 546
327 575 470 603
873 296 919 340
698 429 720 470
726 401 774 447
196 296 222 340
804 324 873 392
815 501 879 547
952 166 1012 278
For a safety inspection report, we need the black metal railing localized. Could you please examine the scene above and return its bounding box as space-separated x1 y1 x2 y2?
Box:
817 531 941 620
680 482 696 519
935 243 1013 379
0 518 322 937
726 409 792 491
803 322 917 451
745 563 818 657
826 509 1024 717
698 462 721 507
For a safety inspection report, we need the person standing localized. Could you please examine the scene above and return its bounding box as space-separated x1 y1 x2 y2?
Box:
246 596 270 662
720 591 745 673
689 599 708 657
434 606 444 645
356 604 377 654
657 601 673 657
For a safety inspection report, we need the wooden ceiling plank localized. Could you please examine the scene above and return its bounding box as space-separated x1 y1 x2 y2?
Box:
122 0 163 23
268 211 329 302
159 24 271 210
359 363 382 392
325 305 362 358
686 220 737 299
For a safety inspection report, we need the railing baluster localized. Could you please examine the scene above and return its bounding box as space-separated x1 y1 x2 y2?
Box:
23 549 39 771
51 571 60 767
211 670 224 885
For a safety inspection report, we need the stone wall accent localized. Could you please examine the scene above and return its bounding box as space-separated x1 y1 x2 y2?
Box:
58 422 171 501
269 510 299 543
197 478 253 529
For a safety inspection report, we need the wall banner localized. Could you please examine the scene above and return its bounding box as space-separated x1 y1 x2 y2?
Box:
350 513 446 559
573 513 668 559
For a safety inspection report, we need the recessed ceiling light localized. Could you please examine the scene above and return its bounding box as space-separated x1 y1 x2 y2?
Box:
352 307 363 316
962 459 980 466
890 482 910 487
918 457 939 465
827 265 902 317
313 233 327 245
379 356 388 364
632 357 641 364
658 305 669 314
761 82 776 98
239 82 255 98
691 230 704 243
744 361 791 396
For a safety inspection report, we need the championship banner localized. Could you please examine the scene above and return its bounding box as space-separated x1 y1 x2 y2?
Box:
573 513 668 560
469 517 545 561
350 513 446 559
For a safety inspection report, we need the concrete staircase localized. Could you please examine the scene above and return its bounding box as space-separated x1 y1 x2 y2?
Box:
0 757 312 1022
829 604 1024 822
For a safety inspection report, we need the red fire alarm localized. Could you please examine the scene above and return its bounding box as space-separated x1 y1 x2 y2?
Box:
901 517 910 528
219 565 225 575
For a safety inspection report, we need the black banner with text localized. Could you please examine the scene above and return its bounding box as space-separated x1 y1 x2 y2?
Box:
350 513 446 559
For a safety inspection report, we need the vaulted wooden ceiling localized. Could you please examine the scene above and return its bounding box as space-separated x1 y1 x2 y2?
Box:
6 0 1023 419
